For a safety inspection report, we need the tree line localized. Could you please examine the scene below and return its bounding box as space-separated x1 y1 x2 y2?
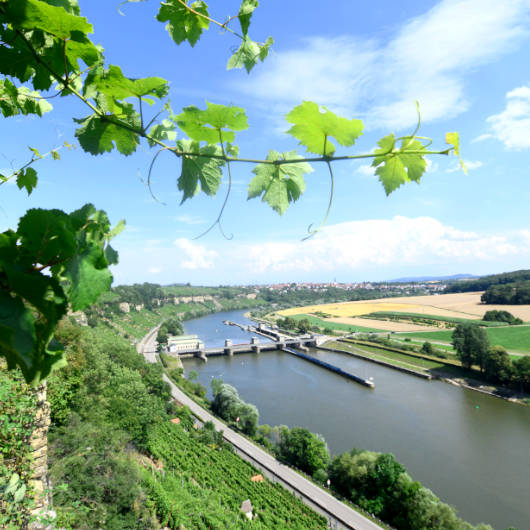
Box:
445 269 530 304
452 323 530 391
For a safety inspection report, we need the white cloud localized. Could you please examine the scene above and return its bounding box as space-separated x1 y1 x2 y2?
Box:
174 238 218 270
237 217 528 274
483 85 530 149
356 164 376 177
252 219 526 279
235 0 530 130
446 159 483 172
113 217 530 284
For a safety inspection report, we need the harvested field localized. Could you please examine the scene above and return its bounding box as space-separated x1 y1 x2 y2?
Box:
277 292 530 332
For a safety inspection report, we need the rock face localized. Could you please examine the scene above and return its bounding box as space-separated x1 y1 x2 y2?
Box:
29 383 52 529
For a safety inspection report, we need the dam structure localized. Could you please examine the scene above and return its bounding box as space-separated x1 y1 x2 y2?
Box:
170 321 374 388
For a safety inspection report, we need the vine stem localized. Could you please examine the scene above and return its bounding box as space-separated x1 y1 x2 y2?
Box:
303 139 335 241
13 28 455 173
192 131 233 240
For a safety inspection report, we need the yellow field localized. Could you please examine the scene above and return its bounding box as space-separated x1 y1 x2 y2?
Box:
277 292 530 332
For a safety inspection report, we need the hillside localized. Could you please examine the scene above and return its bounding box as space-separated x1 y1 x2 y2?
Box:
0 322 327 528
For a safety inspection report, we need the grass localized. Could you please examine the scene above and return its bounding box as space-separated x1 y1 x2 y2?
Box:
365 311 505 327
288 313 385 333
399 325 530 354
328 341 445 372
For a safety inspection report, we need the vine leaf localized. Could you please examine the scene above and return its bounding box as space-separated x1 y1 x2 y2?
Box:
237 0 258 36
227 35 273 73
85 65 168 103
156 0 210 47
0 79 53 118
177 139 224 202
148 119 177 147
446 131 467 174
4 0 93 39
64 242 113 311
248 150 313 214
372 134 427 195
0 291 37 373
286 101 364 156
74 113 140 155
16 168 38 195
175 102 248 144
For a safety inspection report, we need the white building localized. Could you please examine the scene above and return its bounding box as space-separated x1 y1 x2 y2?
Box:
167 334 204 353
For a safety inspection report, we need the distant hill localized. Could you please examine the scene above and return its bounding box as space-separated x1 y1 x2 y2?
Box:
388 273 476 283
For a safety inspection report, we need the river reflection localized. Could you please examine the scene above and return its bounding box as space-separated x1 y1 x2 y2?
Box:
183 310 530 529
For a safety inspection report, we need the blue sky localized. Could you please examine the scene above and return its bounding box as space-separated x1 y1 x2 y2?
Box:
2 0 530 285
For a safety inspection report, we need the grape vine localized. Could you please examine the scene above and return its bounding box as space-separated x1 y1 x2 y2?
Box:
0 0 464 383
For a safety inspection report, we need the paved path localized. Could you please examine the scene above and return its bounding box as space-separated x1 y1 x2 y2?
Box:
138 327 383 530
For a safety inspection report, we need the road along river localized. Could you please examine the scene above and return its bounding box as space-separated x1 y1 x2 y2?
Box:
182 310 530 530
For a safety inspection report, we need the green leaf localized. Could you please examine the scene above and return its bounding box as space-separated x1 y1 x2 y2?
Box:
74 113 140 156
148 119 177 147
28 146 42 158
248 150 313 214
175 102 248 144
237 0 258 35
445 132 460 156
156 0 210 47
0 80 52 118
0 292 36 373
109 219 126 240
227 35 273 73
446 131 467 174
13 483 26 503
104 244 119 266
64 241 113 311
4 0 93 39
286 101 364 156
372 134 427 195
17 208 76 264
86 64 168 103
177 139 224 202
16 168 38 195
51 149 60 160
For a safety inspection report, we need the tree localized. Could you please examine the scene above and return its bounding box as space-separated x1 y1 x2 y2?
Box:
276 426 329 476
483 346 513 384
421 341 433 355
452 324 490 371
210 379 258 435
513 356 530 392
0 0 462 384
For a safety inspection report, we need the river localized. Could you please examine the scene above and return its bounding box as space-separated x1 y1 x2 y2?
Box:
182 309 530 529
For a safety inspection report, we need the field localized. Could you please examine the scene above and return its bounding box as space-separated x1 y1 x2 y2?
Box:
400 326 530 354
288 314 384 333
277 292 530 332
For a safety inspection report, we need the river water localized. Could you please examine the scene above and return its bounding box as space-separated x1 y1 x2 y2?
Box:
182 310 530 529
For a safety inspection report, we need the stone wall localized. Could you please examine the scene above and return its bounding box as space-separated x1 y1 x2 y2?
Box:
29 383 52 528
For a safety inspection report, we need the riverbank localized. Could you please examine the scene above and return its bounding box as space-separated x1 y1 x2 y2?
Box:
325 338 530 407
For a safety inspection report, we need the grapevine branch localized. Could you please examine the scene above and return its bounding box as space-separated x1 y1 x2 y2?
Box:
10 20 456 242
